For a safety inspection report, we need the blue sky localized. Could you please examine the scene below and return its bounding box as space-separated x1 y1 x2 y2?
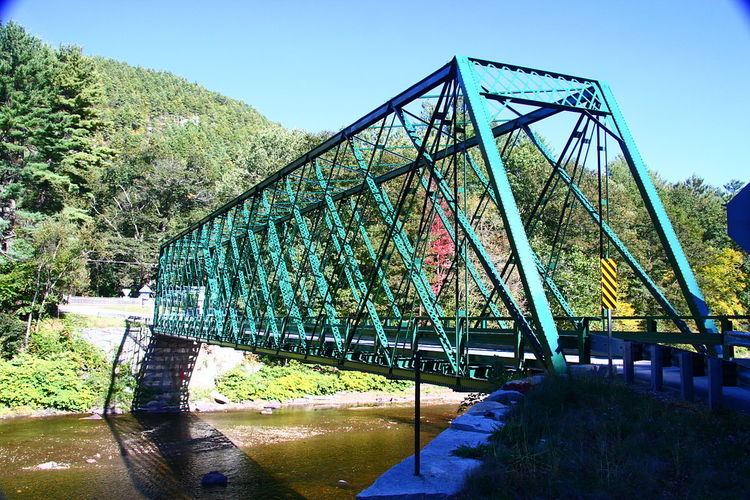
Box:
3 0 749 185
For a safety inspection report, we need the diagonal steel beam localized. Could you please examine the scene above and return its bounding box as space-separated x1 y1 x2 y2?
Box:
227 204 259 345
261 191 308 349
312 162 393 366
521 125 693 334
350 141 458 374
463 153 578 320
242 204 282 347
397 110 508 322
347 198 402 320
285 177 345 353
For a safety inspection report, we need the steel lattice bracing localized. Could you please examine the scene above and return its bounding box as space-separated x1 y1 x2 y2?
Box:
152 57 716 389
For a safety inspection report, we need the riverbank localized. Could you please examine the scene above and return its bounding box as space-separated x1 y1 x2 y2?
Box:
460 374 750 499
0 384 466 420
357 372 750 499
192 384 466 412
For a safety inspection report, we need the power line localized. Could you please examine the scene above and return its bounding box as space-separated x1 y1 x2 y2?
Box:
86 259 156 266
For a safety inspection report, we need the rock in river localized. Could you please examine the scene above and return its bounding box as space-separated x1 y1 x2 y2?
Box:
211 391 230 404
201 471 228 487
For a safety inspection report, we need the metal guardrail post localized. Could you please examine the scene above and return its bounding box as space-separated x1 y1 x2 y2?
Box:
721 318 735 360
651 344 663 391
679 351 694 402
708 357 723 410
580 318 591 365
623 341 635 384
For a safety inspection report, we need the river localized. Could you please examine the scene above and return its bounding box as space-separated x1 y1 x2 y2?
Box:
0 402 459 499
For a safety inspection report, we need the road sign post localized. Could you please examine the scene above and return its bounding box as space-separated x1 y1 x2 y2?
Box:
414 350 421 476
601 258 618 377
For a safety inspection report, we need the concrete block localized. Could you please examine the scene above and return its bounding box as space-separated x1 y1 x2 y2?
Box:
357 428 491 500
485 389 524 405
651 344 663 391
679 351 694 402
466 401 508 421
450 414 501 434
623 341 635 384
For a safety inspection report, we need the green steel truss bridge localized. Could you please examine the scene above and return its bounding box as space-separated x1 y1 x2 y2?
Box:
153 56 719 391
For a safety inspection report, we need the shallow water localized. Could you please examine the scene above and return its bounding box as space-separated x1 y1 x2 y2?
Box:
0 402 459 499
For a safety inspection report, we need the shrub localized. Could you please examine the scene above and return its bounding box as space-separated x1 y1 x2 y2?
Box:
0 318 121 412
461 375 750 499
0 353 97 411
215 361 411 403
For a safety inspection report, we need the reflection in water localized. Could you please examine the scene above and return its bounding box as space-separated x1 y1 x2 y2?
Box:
105 413 303 499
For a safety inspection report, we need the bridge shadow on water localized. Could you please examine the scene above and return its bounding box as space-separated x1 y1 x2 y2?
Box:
102 321 303 499
103 413 303 499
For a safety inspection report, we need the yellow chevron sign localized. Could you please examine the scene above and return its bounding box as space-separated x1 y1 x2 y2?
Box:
600 258 618 310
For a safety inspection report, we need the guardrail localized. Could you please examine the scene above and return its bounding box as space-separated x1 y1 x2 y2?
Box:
65 295 150 305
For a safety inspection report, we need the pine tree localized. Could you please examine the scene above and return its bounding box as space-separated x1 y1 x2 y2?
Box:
0 22 56 256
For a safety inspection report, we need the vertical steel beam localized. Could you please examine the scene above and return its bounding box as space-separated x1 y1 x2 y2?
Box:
456 56 565 373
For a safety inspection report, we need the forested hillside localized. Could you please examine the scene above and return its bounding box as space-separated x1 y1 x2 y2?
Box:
0 20 747 358
0 22 319 349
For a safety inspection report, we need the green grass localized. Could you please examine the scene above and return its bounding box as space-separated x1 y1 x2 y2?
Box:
64 313 126 329
460 375 750 499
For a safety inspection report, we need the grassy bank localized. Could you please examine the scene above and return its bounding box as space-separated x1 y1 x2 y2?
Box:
461 376 750 499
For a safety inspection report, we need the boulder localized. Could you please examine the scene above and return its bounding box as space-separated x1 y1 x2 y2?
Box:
80 413 103 420
201 471 228 487
211 391 230 404
193 402 215 413
30 461 70 470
